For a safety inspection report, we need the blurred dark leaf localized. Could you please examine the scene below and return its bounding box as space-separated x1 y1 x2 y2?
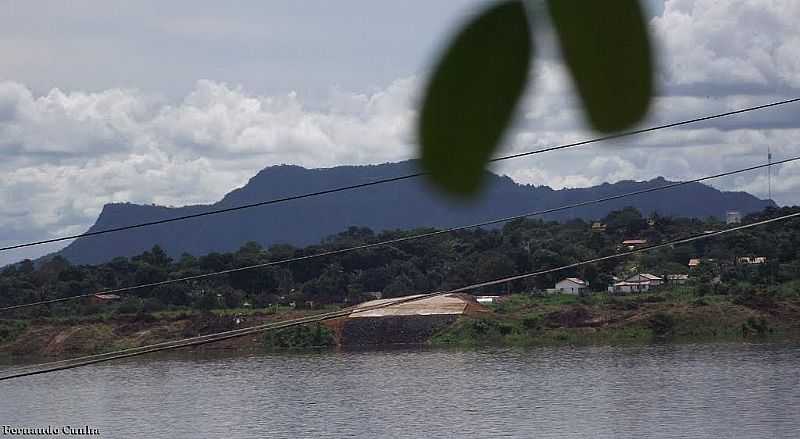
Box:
419 0 532 196
548 0 653 132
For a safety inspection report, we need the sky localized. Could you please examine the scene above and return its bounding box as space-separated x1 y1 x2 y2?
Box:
1 0 799 266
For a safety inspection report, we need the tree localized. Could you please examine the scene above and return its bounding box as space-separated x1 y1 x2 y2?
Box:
136 245 172 268
605 207 647 236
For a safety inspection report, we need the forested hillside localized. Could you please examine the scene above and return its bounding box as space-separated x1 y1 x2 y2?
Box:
3 206 799 317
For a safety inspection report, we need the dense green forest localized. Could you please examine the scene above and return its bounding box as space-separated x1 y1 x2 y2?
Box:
2 206 799 318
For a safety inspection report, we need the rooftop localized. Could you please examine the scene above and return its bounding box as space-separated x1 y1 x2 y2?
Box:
622 239 648 245
560 277 588 286
348 294 488 318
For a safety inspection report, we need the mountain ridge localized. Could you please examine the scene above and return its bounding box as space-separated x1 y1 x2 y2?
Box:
56 160 775 264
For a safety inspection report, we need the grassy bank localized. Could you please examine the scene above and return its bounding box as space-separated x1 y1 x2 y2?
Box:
0 307 332 359
430 290 800 347
2 288 800 358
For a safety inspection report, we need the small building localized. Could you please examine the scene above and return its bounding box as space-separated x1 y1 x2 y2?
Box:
90 293 121 305
591 222 607 233
553 278 590 295
607 273 663 295
626 273 664 286
608 281 650 294
726 211 742 225
475 295 501 305
622 239 648 250
363 291 383 300
665 274 689 285
737 256 767 265
688 258 701 268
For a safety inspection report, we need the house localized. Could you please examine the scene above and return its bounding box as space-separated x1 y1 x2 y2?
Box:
552 278 590 295
622 239 648 250
626 273 664 286
608 281 648 294
475 295 501 305
363 291 383 300
607 273 663 295
90 293 121 305
737 256 767 265
726 211 742 225
665 274 689 285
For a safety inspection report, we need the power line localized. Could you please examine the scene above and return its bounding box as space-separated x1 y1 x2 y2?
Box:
3 210 798 382
2 156 796 313
2 97 798 254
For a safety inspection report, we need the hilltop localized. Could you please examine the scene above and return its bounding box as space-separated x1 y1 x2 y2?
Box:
56 160 774 264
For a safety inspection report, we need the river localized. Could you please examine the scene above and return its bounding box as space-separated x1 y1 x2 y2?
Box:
1 343 798 438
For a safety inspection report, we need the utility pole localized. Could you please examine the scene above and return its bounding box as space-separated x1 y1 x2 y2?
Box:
768 146 772 201
768 146 776 290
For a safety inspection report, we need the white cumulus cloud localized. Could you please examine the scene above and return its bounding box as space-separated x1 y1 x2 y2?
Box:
2 0 800 266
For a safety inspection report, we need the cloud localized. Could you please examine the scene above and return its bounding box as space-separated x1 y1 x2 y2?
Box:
652 0 800 94
2 0 800 267
0 77 421 265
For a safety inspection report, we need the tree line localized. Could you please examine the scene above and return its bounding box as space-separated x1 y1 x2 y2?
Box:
2 206 799 318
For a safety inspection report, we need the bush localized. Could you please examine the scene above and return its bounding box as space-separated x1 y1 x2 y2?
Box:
648 312 675 338
263 324 335 349
0 320 27 343
142 298 166 313
194 292 220 310
732 292 777 311
521 315 542 331
222 288 245 309
742 317 770 336
115 298 143 315
461 318 517 339
80 303 103 316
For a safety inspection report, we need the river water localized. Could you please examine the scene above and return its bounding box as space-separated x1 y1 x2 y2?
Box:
1 343 798 438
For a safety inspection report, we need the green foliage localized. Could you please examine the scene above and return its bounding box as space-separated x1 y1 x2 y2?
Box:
419 0 532 195
742 317 770 337
0 320 27 343
3 206 800 319
195 292 220 311
419 0 653 196
548 0 653 132
115 298 143 315
263 324 335 350
432 317 519 345
648 312 676 338
521 315 543 331
142 298 166 313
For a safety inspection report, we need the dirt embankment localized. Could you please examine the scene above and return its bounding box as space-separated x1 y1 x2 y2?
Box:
0 311 305 359
4 296 800 357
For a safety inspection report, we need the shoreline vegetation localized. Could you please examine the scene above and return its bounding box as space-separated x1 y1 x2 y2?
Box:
2 287 799 360
3 206 800 359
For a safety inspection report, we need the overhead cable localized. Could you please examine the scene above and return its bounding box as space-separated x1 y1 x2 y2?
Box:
2 210 798 381
1 156 795 312
2 97 798 254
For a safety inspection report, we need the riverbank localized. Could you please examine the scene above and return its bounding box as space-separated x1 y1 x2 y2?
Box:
431 291 800 346
0 308 313 360
2 291 800 359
